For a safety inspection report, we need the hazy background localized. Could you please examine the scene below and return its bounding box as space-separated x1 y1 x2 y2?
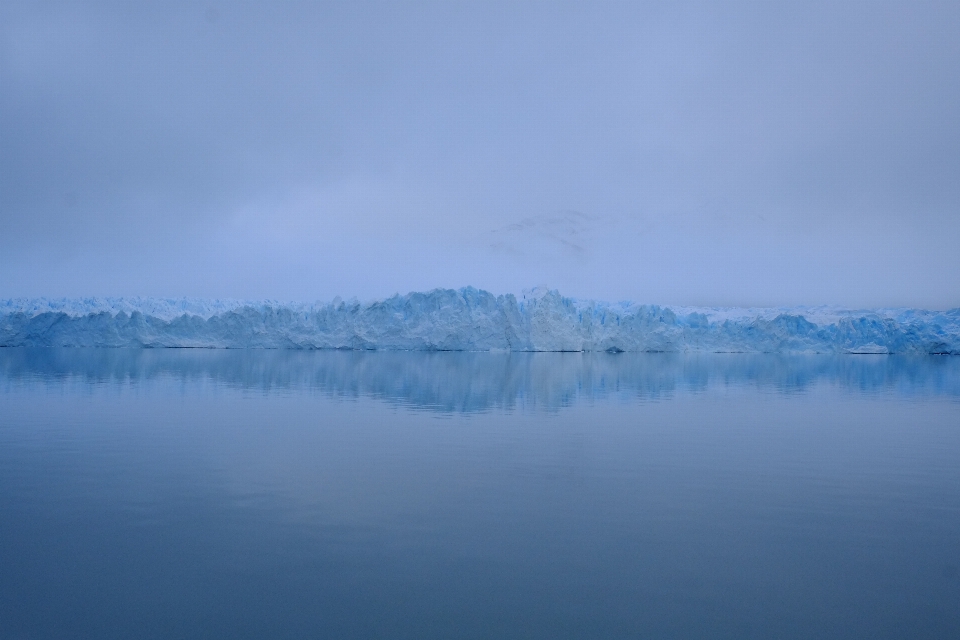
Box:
2 0 958 307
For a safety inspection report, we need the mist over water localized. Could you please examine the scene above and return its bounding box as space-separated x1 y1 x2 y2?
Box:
3 3 960 637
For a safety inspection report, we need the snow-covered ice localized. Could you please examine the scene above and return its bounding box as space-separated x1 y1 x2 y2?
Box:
1 288 958 353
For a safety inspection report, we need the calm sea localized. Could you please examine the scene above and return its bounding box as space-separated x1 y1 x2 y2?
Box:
2 349 959 639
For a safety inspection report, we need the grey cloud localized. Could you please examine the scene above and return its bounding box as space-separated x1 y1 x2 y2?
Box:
1 1 958 307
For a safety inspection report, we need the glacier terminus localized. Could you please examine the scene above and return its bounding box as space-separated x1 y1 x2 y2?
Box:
1 288 958 354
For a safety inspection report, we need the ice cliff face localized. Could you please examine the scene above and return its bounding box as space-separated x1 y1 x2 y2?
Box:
1 288 958 353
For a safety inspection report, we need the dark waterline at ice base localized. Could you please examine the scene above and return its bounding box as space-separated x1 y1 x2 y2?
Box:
2 349 959 639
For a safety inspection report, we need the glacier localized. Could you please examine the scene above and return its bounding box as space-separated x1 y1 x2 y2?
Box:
1 288 958 353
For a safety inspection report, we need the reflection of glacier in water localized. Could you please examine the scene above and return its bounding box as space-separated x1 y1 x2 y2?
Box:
3 348 958 412
3 349 960 639
3 288 960 353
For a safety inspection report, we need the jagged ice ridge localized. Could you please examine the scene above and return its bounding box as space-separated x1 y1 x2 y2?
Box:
1 288 958 353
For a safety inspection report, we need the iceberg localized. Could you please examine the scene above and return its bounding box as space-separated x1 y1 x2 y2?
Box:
1 288 958 353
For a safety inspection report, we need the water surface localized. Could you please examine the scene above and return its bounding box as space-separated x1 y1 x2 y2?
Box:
2 349 959 639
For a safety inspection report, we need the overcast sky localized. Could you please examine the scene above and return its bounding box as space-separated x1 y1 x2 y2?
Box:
2 1 958 307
